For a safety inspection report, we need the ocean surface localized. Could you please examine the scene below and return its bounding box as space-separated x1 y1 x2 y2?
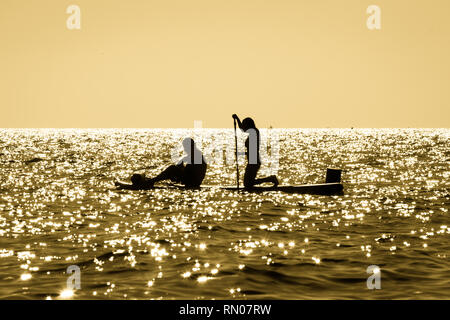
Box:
0 128 448 300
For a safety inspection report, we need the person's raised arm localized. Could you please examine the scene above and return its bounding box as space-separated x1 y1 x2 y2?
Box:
232 114 243 131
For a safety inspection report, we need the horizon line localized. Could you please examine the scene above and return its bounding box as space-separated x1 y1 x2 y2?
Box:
0 127 448 130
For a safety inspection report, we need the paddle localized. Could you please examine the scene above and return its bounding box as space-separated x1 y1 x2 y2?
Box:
233 117 240 190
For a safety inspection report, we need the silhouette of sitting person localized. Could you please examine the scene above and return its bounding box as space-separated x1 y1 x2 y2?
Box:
118 137 207 189
232 114 279 188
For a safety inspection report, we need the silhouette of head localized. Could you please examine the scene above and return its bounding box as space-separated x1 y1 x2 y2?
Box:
182 137 196 153
242 117 256 132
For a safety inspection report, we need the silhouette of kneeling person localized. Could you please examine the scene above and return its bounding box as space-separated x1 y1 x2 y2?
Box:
232 114 279 188
123 138 207 189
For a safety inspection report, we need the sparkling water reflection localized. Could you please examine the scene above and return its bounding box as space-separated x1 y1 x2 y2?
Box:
0 128 448 299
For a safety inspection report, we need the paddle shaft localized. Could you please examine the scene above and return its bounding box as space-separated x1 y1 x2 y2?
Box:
233 118 240 190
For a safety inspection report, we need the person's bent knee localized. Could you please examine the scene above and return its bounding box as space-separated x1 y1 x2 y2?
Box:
244 180 255 188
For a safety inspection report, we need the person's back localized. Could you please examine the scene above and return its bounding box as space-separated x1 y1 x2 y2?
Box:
184 161 207 187
183 143 207 187
245 127 261 165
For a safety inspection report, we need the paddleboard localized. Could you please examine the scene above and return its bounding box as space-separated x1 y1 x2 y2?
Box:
114 181 343 195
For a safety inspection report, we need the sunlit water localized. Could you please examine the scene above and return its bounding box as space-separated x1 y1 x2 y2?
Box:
0 128 448 300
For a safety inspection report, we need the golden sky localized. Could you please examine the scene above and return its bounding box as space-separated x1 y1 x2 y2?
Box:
1 0 449 128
